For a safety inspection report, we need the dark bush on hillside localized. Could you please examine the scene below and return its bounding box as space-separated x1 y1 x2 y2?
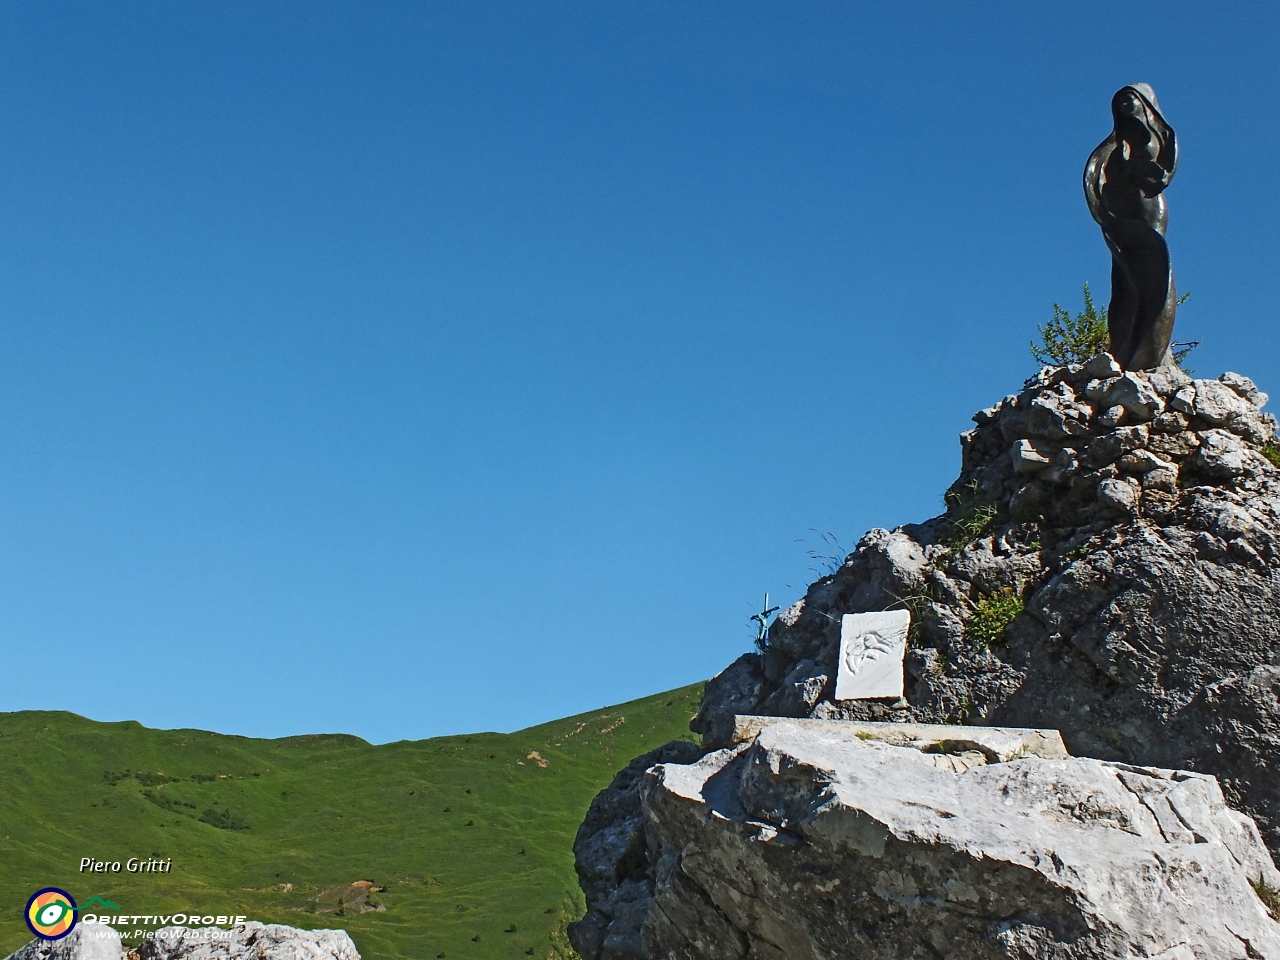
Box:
143 789 197 813
199 807 250 830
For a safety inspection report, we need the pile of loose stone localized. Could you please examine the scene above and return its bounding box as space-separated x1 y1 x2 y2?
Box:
961 354 1276 534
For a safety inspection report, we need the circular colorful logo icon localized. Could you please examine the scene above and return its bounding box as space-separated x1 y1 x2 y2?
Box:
25 888 78 940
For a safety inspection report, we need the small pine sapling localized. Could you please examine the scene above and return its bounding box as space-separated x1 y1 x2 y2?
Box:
1031 284 1110 367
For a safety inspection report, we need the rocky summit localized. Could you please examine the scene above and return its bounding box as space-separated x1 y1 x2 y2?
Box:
571 358 1280 960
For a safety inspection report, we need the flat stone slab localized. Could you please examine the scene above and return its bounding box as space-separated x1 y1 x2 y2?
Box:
641 720 1280 958
731 715 1069 762
834 610 910 700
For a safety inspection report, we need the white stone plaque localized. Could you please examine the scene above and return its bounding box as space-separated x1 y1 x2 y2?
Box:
834 611 910 701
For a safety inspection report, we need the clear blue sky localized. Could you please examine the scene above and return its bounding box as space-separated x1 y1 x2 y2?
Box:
1 3 1276 743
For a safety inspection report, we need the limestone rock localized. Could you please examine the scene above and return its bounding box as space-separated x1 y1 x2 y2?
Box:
1010 438 1052 473
1221 371 1269 409
576 358 1280 959
632 722 1280 960
690 654 768 748
1197 379 1261 431
1117 448 1176 473
3 924 360 960
728 715 1069 761
1171 384 1197 414
1103 371 1164 420
138 924 359 960
1192 428 1252 478
569 739 704 960
685 358 1280 854
5 924 124 960
759 659 828 717
1095 403 1125 428
1097 476 1140 512
1082 352 1124 379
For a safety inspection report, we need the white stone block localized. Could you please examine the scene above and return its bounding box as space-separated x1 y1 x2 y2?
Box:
834 610 910 701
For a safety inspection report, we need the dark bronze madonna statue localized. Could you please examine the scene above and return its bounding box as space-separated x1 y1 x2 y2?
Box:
1084 84 1178 371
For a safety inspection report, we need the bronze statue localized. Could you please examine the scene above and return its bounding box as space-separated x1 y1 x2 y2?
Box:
1084 84 1178 371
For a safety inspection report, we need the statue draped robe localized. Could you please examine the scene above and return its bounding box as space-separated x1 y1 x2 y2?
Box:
1083 84 1178 371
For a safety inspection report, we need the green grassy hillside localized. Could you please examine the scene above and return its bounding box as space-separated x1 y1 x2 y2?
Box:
0 684 703 960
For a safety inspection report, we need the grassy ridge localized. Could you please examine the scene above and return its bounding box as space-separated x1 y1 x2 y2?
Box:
0 684 703 960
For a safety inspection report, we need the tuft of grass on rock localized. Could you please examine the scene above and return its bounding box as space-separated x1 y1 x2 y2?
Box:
1252 877 1280 920
1262 443 1280 469
942 482 999 550
966 589 1025 648
892 591 937 647
1065 542 1092 561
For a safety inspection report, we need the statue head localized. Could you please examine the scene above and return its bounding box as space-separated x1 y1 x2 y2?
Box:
1110 84 1176 174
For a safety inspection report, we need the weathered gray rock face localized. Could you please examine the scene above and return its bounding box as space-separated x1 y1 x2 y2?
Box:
693 364 1280 854
5 925 124 960
571 359 1280 960
635 721 1280 960
138 924 359 960
3 924 359 960
570 739 706 960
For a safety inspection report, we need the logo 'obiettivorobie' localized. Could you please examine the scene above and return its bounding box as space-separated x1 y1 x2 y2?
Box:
25 888 78 940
